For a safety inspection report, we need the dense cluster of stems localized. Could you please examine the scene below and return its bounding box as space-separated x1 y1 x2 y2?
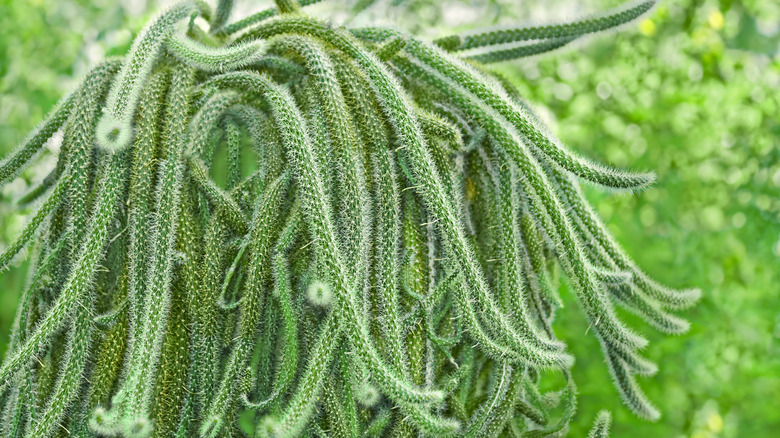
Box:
0 0 697 437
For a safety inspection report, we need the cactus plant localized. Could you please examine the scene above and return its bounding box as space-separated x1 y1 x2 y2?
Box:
0 0 698 436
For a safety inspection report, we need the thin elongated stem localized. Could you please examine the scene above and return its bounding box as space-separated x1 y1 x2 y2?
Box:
588 410 612 438
97 1 200 152
0 151 126 390
0 172 70 274
551 167 700 309
210 0 234 32
200 172 290 437
0 60 120 187
242 206 300 412
188 156 248 234
119 67 195 423
434 0 656 51
27 294 93 437
166 33 265 72
465 37 575 64
125 69 170 360
272 35 372 285
219 0 323 35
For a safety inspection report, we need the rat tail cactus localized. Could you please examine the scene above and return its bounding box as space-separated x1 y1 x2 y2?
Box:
0 0 698 436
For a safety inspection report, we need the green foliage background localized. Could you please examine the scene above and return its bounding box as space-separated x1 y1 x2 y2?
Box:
0 0 777 436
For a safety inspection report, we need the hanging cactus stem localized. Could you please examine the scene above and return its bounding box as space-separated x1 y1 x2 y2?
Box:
0 1 697 436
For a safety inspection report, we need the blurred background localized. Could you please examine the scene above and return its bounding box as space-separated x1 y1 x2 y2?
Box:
0 0 777 436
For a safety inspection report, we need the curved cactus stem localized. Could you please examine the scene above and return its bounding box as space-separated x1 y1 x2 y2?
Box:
519 210 564 311
120 69 170 364
117 66 195 423
0 60 121 187
372 147 412 369
265 311 340 437
465 37 576 64
97 1 202 152
242 208 301 412
604 350 660 420
344 33 665 413
223 118 242 190
488 148 566 350
0 149 127 392
271 35 372 290
374 35 407 62
27 293 94 438
200 172 290 437
551 168 701 309
433 0 656 51
210 0 234 32
166 32 265 72
588 410 612 438
609 284 691 334
219 0 324 35
187 156 248 234
188 91 240 160
15 168 57 208
0 171 71 274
